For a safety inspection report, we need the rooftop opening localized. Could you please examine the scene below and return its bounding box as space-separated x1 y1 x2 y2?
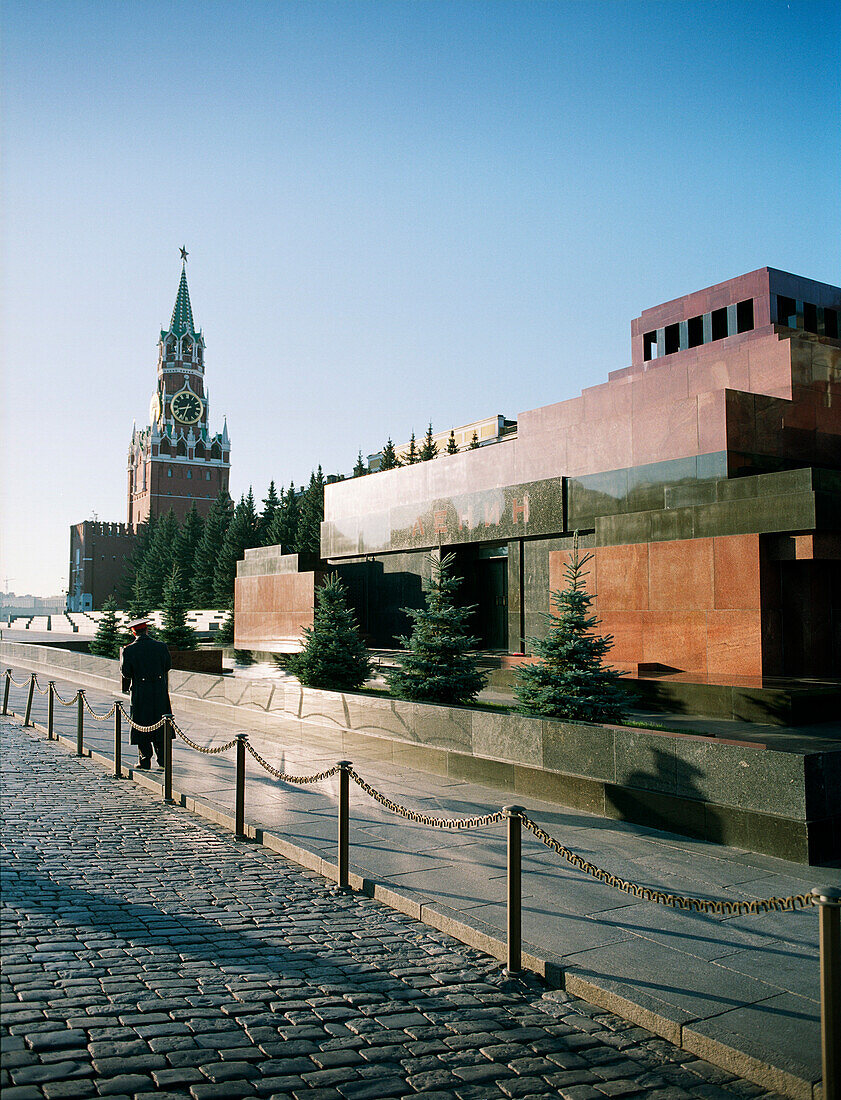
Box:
664 323 680 355
643 331 658 361
687 315 704 348
777 295 797 327
711 307 728 341
736 299 754 333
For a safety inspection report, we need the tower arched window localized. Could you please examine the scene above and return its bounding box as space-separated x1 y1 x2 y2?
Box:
211 442 221 460
166 338 176 358
176 439 187 457
159 439 171 456
196 347 203 364
194 441 206 459
181 337 192 360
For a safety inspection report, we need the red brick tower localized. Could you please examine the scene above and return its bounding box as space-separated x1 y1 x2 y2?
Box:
127 251 230 526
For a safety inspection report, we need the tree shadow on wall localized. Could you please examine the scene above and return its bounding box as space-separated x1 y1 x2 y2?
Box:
605 746 722 846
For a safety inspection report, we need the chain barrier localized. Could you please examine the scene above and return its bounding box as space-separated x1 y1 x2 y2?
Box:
2 666 822 916
81 695 119 721
520 814 816 915
347 767 506 829
244 739 341 783
172 722 239 755
32 675 50 696
53 687 81 706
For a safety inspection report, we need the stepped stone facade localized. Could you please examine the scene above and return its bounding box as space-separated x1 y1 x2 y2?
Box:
236 267 841 683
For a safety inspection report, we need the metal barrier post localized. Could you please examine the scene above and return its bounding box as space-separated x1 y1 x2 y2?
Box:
76 692 84 755
48 682 55 739
335 761 352 892
24 674 35 727
114 704 122 778
813 887 841 1100
504 805 524 975
163 716 174 802
2 670 10 715
235 734 248 839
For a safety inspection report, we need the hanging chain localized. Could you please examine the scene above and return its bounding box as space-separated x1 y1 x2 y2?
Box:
347 768 506 829
520 814 816 915
172 722 239 755
82 695 118 721
244 739 341 783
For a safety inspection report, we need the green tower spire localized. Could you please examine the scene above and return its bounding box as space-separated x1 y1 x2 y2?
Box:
169 264 196 337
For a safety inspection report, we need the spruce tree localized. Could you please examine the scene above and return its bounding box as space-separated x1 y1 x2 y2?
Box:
353 451 367 477
213 489 260 607
405 432 419 464
286 574 371 691
90 596 129 658
515 539 628 723
296 467 325 556
259 480 281 544
191 488 234 606
133 509 179 610
268 482 300 550
173 503 205 597
380 438 401 471
469 430 481 449
419 423 438 461
445 430 459 455
159 564 198 650
386 553 486 705
217 600 235 646
117 515 157 608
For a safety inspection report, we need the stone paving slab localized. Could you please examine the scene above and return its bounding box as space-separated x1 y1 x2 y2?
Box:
1 716 788 1100
4 668 840 1098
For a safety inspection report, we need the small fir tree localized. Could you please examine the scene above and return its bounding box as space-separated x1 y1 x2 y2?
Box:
214 489 260 606
379 438 401 471
134 508 179 608
268 482 300 549
117 514 156 607
419 423 438 461
259 480 281 544
89 596 129 658
286 574 371 691
405 432 419 464
159 564 198 650
445 430 459 455
469 430 481 449
173 502 205 596
515 538 628 723
217 600 235 646
191 488 234 606
353 451 367 477
296 466 325 556
386 553 486 705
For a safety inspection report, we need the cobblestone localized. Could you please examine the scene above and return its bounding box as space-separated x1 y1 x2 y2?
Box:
1 717 778 1099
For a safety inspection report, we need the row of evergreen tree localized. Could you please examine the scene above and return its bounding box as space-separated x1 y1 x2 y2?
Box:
289 545 628 723
119 469 327 613
352 423 482 475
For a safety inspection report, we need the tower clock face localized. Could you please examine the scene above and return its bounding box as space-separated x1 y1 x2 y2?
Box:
149 391 162 424
170 388 204 425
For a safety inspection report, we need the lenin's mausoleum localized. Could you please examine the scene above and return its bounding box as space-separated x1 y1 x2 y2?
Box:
236 268 840 712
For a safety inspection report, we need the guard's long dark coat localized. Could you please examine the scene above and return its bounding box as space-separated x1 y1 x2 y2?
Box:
120 633 172 745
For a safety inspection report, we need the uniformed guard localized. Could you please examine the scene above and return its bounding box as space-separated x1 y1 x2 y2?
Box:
120 617 173 769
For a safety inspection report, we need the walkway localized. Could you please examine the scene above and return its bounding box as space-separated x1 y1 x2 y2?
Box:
3 666 839 1099
2 717 780 1100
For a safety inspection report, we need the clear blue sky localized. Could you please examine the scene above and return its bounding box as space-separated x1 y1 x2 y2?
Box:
1 0 838 597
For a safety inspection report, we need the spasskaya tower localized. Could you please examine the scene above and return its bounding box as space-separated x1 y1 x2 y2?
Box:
127 249 230 526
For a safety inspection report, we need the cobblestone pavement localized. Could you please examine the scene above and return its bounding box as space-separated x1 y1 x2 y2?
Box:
0 718 780 1100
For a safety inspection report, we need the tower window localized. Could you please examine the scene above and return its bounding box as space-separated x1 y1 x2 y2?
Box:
711 307 728 341
643 331 657 361
664 323 680 355
777 295 796 327
168 468 173 478
187 469 192 479
206 471 211 480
